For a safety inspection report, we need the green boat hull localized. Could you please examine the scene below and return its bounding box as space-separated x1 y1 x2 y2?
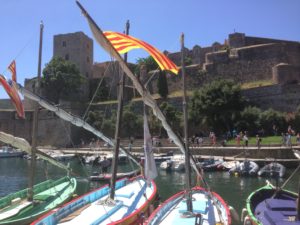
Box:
0 176 77 225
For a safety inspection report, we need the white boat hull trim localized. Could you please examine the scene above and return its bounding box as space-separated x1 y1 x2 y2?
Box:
146 186 232 225
32 176 157 225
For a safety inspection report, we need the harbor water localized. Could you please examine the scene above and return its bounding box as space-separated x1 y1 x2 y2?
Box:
0 157 299 225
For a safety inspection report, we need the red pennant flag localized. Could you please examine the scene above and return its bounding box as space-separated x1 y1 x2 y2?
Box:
0 75 25 119
8 60 17 82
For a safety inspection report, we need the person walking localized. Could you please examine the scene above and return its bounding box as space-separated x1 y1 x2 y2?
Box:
256 135 261 149
243 134 249 147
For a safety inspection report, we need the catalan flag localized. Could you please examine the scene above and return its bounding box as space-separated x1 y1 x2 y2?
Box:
0 75 25 118
8 60 16 82
104 31 179 75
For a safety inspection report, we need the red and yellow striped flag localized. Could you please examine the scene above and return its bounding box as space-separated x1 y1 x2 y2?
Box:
0 75 25 119
104 31 179 75
8 60 16 82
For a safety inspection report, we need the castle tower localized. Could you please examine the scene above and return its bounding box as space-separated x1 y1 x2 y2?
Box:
53 32 93 100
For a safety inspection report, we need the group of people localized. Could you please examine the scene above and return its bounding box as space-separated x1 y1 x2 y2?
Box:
191 134 204 146
281 125 300 146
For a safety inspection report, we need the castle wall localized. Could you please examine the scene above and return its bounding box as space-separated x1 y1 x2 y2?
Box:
53 32 94 100
242 84 300 112
203 43 300 83
0 110 72 147
0 111 32 143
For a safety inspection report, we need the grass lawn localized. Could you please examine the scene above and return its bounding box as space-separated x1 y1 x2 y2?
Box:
226 135 297 146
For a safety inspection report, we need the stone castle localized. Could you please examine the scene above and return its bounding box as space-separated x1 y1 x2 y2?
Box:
0 31 299 146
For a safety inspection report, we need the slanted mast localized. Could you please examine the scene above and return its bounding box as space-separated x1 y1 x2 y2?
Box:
28 21 44 201
181 33 193 212
109 20 130 200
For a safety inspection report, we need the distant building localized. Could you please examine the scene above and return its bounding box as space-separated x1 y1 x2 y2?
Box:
1 31 300 147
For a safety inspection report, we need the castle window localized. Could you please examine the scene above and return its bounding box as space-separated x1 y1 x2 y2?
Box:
87 56 90 63
62 41 66 47
87 43 89 49
86 72 89 77
65 54 69 60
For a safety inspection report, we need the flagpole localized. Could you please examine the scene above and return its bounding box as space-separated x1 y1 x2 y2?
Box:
181 33 192 212
75 1 202 179
109 20 130 200
28 21 43 201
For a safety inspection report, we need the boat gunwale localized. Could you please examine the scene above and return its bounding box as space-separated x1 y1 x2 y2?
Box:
245 183 298 225
0 176 76 225
108 176 157 225
31 176 157 225
146 186 232 225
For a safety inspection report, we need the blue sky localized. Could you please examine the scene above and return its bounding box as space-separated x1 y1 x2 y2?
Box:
0 0 299 99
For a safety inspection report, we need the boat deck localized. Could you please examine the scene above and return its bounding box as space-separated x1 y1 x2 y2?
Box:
151 191 229 225
255 196 300 225
58 179 153 225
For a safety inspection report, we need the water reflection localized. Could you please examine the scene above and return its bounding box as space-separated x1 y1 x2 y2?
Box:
0 157 298 225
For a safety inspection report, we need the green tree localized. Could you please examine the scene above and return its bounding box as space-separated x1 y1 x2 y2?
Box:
42 57 84 103
291 106 300 132
157 71 168 99
189 79 246 134
89 78 109 102
160 101 182 135
121 103 143 138
235 106 262 135
260 109 286 136
135 56 157 75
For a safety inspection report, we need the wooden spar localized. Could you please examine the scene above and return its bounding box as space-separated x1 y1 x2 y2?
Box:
75 0 202 178
181 33 192 212
109 20 130 199
297 180 300 221
28 21 43 201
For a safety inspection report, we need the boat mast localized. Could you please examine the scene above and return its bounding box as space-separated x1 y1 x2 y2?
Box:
181 33 193 212
109 20 129 199
297 181 300 221
28 21 43 201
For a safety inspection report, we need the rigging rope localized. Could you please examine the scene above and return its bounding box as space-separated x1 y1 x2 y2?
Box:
1 34 35 76
17 83 141 169
82 60 114 121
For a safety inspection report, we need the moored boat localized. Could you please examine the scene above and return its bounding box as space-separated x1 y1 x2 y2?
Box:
293 149 300 159
0 146 25 158
229 160 259 176
241 182 300 225
0 176 76 225
146 186 232 225
147 33 235 225
89 168 141 181
197 158 224 172
159 155 185 172
31 176 157 225
159 160 173 171
258 162 286 178
0 23 77 225
218 160 240 171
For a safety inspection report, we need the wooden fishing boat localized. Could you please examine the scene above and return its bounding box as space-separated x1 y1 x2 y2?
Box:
241 182 300 225
146 186 232 225
0 176 76 225
147 33 234 225
0 23 77 225
31 176 157 225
